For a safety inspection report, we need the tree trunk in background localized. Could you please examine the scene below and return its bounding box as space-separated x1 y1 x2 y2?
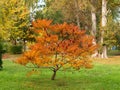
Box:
101 0 108 58
91 5 98 57
101 45 108 58
91 9 96 36
23 39 26 52
74 0 80 28
11 39 17 45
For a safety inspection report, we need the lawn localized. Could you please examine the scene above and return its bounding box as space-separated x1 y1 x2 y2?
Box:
0 57 120 90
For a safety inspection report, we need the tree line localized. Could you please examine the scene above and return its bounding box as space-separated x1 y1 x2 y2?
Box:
0 0 120 58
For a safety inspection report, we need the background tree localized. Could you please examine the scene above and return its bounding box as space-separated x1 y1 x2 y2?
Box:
88 0 101 57
35 9 64 24
0 0 35 51
0 0 10 40
115 23 120 49
35 0 64 24
100 0 120 58
35 0 92 30
16 19 97 80
19 0 120 57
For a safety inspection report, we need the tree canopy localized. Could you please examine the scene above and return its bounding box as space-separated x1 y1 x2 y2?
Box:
16 19 97 80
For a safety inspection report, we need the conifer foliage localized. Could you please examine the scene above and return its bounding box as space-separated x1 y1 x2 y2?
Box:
16 19 97 80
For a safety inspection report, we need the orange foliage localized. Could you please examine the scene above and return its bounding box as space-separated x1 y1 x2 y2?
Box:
16 19 97 79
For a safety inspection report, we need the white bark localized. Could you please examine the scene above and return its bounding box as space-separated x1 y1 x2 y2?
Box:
101 45 108 58
91 39 98 58
102 0 107 27
91 8 96 36
101 0 108 58
91 6 98 57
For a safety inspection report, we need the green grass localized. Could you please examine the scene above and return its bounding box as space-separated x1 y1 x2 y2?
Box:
0 60 120 90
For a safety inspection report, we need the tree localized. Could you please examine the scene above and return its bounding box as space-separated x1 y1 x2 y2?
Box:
100 0 120 58
35 0 92 30
74 0 80 28
0 0 33 47
24 0 45 21
16 19 97 80
0 0 10 40
35 9 64 24
104 16 119 50
34 0 64 24
100 0 108 58
89 0 101 57
115 23 120 49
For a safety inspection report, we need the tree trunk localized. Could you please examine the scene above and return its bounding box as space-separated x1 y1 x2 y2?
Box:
74 0 80 28
101 45 108 58
23 39 26 52
51 70 57 80
11 39 17 45
91 9 96 36
101 0 108 58
91 39 98 57
91 5 98 57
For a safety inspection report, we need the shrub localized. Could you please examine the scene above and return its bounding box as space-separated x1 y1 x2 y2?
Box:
10 45 23 54
2 42 11 53
0 41 5 70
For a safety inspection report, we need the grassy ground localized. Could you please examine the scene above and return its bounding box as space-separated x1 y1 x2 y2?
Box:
0 56 120 90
